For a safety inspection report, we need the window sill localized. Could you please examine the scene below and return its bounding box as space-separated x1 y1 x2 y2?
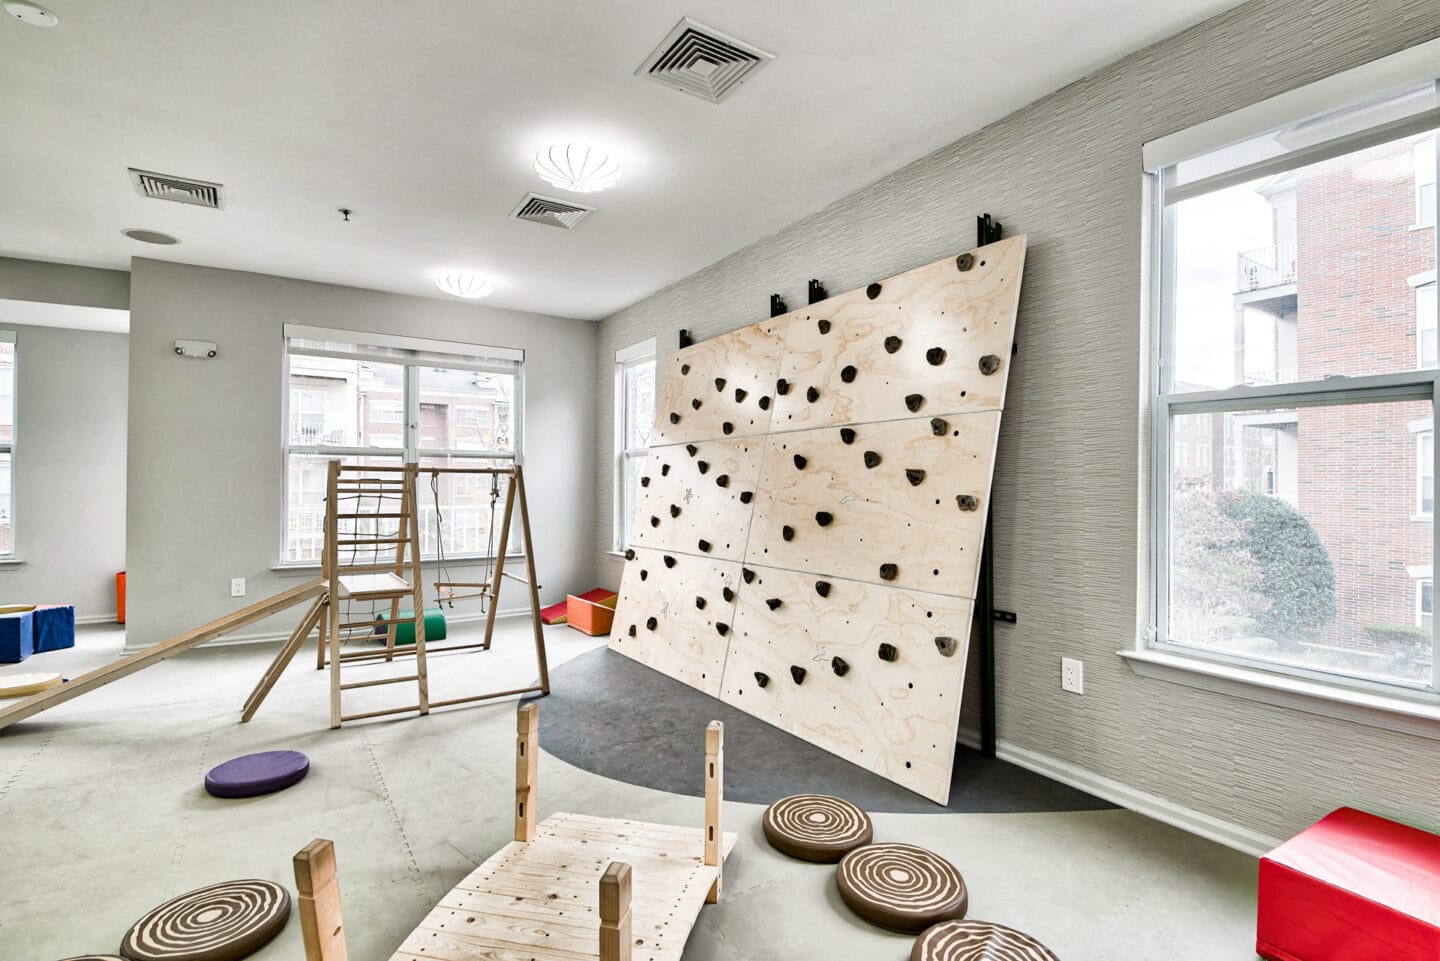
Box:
1120 647 1440 741
0 558 23 568
271 553 526 575
1415 514 1434 523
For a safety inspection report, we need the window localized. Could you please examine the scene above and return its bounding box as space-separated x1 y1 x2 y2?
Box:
0 334 15 557
282 325 523 564
614 339 656 552
1147 61 1440 693
1420 579 1434 630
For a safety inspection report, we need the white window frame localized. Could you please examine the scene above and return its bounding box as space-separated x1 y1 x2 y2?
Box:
1414 272 1438 369
614 338 656 553
1418 576 1434 630
1135 42 1440 713
280 324 524 566
1420 429 1435 518
1418 136 1437 228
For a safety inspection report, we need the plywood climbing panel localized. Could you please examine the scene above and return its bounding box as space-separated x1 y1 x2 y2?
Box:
611 236 1026 802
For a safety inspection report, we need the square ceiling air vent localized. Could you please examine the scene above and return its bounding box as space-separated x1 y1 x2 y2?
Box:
510 193 594 230
129 168 224 209
636 17 774 104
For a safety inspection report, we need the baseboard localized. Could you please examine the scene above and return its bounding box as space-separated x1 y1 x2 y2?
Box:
77 613 119 626
955 724 982 751
122 606 534 653
995 740 1281 858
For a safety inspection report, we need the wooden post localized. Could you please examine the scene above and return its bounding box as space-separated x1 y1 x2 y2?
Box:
481 468 518 652
513 465 551 692
326 460 343 729
704 720 723 903
514 702 539 842
599 861 632 961
294 838 348 961
405 464 430 715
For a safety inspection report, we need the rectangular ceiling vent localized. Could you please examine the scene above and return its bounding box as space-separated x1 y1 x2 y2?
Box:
129 168 224 209
510 193 594 230
636 17 774 104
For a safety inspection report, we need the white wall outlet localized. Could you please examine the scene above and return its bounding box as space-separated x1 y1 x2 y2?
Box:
230 577 246 598
1061 656 1084 694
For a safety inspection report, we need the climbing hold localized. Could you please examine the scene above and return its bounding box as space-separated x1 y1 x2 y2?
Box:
698 539 712 553
794 454 808 470
628 624 637 637
681 363 691 374
686 444 698 456
815 580 832 598
935 636 958 657
766 598 782 611
815 511 833 527
806 386 820 403
790 665 808 684
930 418 949 436
670 504 681 518
776 378 791 395
740 491 754 504
640 570 648 581
878 642 899 662
715 377 727 391
663 555 677 568
864 450 882 469
669 412 680 424
754 672 770 689
716 474 730 488
697 461 710 474
884 335 903 354
723 422 734 435
692 398 702 410
640 476 650 487
927 347 947 366
716 622 730 636
742 568 756 584
646 617 658 631
831 656 850 677
661 464 670 476
624 549 635 561
841 427 857 445
905 393 924 412
650 516 660 528
867 283 883 299
841 365 857 383
956 494 979 512
879 563 899 581
979 354 1002 375
724 586 736 602
758 395 772 410
906 469 926 487
956 252 975 271
782 525 795 542
818 319 832 334
696 596 707 610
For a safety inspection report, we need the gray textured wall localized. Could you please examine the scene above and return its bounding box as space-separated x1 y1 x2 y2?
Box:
0 323 128 621
128 258 596 647
0 257 130 310
594 0 1440 842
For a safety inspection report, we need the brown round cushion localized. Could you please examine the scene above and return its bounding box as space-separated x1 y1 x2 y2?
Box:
911 920 1060 961
59 956 127 960
762 794 873 862
836 843 968 933
119 879 290 961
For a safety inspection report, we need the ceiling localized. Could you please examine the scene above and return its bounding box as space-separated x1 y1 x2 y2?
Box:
0 0 1244 321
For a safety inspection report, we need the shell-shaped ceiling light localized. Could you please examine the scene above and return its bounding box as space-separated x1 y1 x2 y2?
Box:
436 271 494 299
533 143 621 193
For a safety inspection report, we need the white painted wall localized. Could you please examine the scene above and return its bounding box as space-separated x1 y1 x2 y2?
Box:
127 258 596 647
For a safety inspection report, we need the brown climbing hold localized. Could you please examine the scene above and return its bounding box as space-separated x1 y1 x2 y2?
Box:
831 656 850 677
716 622 730 636
815 511 833 527
841 427 857 445
696 596 707 610
661 464 670 476
640 476 650 487
815 580 831 598
866 282 883 299
716 474 730 488
697 461 710 474
793 454 807 470
681 363 691 374
691 398 702 410
878 642 899 662
884 335 902 354
742 568 756 584
670 504 681 517
722 422 734 435
790 665 807 684
906 469 926 486
646 617 658 631
650 516 660 527
686 444 698 456
740 491 754 504
879 563 898 581
905 393 924 412
930 418 949 436
927 347 947 366
669 412 680 424
698 539 712 553
776 378 790 395
782 525 795 542
754 672 770 689
640 570 648 581
979 354 1001 375
766 598 782 611
663 555 676 568
806 385 820 403
935 636 958 657
628 624 637 637
956 252 975 271
956 494 979 512
758 395 771 410
818 319 832 334
724 586 736 601
715 377 727 391
624 549 635 560
735 387 748 402
841 365 857 383
863 450 882 469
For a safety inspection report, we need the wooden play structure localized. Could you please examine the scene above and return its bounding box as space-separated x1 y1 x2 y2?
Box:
292 703 735 961
245 461 549 727
610 236 1027 802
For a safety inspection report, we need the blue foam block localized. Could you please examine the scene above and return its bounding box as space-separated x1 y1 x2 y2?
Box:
33 605 75 653
0 611 35 663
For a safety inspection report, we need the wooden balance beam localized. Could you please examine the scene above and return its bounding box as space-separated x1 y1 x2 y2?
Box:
294 703 734 961
0 578 327 732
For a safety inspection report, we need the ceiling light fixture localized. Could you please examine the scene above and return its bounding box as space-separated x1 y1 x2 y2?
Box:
436 272 494 299
121 228 180 245
3 1 57 26
533 143 620 193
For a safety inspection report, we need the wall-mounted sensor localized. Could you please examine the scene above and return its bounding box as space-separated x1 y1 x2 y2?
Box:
175 339 217 359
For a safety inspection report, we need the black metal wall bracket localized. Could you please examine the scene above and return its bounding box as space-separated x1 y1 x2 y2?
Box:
993 609 1017 624
770 294 788 318
678 329 693 349
808 279 828 304
977 213 1003 246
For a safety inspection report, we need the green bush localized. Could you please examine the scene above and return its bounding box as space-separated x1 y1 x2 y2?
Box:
1219 490 1336 642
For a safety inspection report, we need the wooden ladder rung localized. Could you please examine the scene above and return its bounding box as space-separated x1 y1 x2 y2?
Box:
341 704 424 722
335 512 408 519
335 537 406 546
340 675 420 690
339 617 416 630
501 571 533 586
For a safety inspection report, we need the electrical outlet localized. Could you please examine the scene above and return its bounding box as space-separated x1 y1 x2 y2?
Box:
1061 657 1084 694
230 577 246 598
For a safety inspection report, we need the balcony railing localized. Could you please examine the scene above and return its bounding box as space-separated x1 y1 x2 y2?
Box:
290 424 346 446
1236 241 1298 292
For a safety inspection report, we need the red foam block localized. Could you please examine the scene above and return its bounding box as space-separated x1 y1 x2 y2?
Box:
1258 807 1440 961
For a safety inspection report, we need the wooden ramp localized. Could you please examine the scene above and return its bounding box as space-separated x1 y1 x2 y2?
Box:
0 578 327 732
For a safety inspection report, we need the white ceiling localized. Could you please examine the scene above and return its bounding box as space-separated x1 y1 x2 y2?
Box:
0 0 1243 321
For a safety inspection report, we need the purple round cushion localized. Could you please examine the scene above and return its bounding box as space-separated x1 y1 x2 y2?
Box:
204 750 309 799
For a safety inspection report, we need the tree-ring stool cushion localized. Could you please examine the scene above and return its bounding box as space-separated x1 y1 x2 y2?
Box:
204 751 309 799
58 956 127 960
911 920 1060 961
836 843 968 933
119 879 290 961
762 794 873 862
0 672 62 697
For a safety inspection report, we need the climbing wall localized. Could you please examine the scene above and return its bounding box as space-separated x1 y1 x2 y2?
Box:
611 236 1026 802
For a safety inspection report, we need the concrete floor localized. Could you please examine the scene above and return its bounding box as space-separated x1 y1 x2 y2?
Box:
0 619 1259 961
